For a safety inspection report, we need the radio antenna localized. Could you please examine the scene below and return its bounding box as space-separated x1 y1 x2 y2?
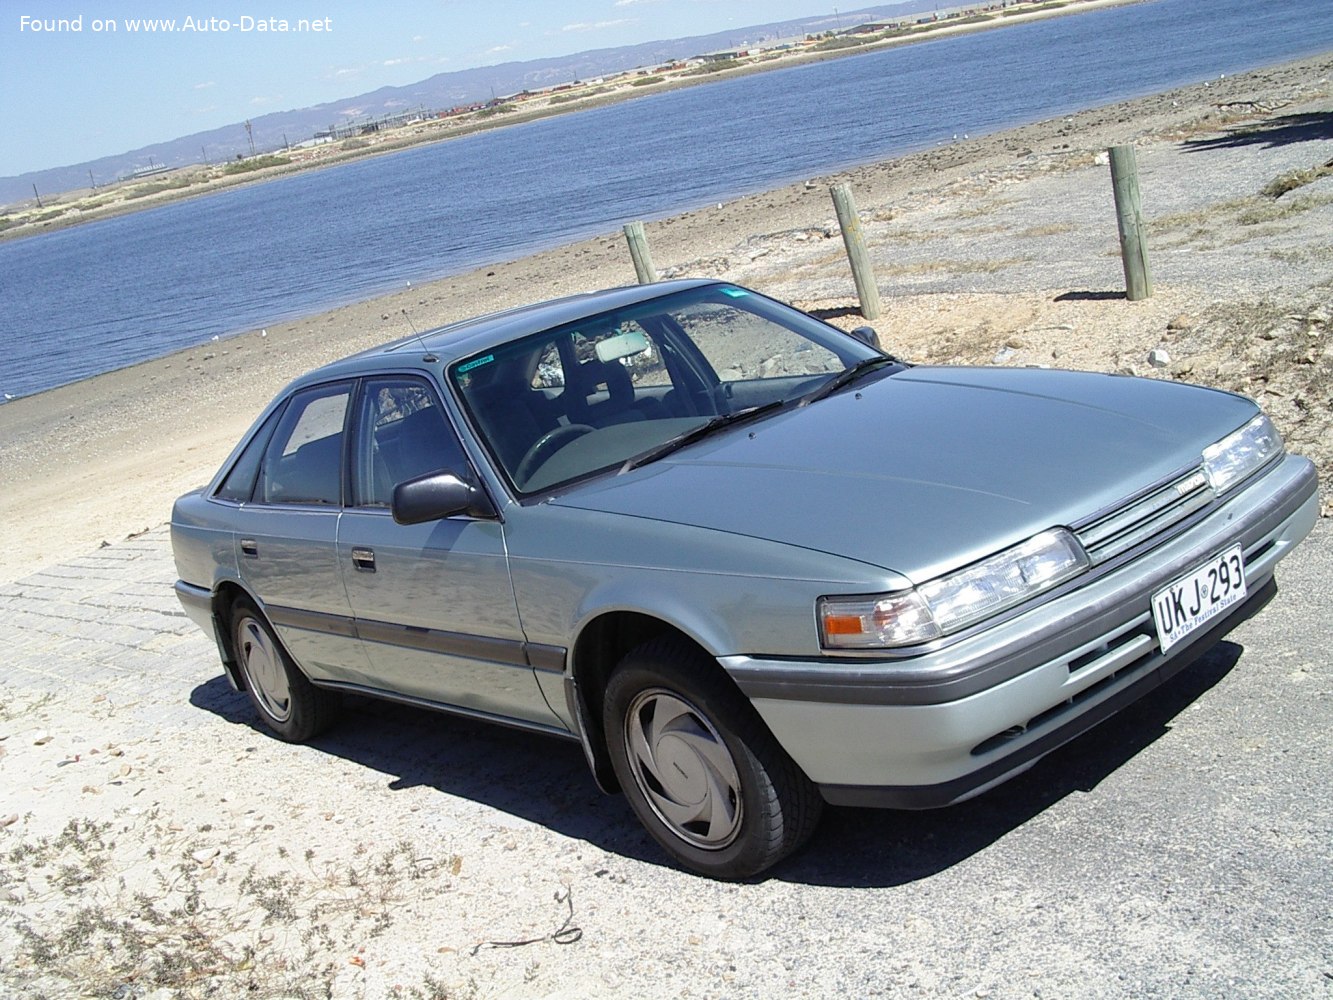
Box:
401 308 437 363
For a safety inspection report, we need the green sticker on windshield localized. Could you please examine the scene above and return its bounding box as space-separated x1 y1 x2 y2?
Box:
457 354 494 374
720 287 749 298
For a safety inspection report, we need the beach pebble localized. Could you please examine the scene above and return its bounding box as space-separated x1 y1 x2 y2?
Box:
1147 348 1171 368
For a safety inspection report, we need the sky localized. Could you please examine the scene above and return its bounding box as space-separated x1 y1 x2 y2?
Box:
1 0 880 177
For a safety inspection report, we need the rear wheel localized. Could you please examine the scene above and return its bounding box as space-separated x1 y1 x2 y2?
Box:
603 636 822 879
231 598 338 742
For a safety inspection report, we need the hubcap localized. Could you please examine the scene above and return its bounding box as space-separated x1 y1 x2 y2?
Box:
235 615 292 723
624 689 743 851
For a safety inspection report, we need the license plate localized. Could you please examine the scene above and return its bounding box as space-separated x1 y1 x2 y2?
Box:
1152 545 1246 654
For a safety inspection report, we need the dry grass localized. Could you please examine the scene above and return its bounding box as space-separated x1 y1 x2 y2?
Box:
1 812 469 999
1261 163 1333 199
879 256 1031 277
941 197 1018 220
1017 222 1077 238
877 226 949 242
1150 190 1332 251
1162 300 1333 495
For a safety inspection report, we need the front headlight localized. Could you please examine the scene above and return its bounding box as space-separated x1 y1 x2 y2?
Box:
1202 413 1283 494
818 528 1089 650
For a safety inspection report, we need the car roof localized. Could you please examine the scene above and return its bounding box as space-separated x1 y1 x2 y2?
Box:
296 277 723 386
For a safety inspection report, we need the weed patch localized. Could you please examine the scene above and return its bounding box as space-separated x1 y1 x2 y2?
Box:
1 812 466 998
1262 163 1333 199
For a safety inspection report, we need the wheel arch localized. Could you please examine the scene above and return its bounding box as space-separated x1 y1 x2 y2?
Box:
565 609 752 795
210 578 261 692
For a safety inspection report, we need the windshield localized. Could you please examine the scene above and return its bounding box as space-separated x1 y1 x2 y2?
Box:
450 284 891 496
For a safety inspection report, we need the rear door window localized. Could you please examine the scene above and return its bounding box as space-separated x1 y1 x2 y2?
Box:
255 382 352 506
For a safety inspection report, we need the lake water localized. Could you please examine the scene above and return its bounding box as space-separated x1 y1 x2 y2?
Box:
2 0 1330 402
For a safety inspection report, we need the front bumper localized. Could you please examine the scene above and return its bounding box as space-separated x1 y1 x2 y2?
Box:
722 455 1318 808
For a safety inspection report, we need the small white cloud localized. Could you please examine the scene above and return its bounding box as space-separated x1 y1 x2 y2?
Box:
193 81 216 90
563 18 633 32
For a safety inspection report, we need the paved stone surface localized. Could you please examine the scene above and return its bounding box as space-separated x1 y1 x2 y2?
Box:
0 525 213 707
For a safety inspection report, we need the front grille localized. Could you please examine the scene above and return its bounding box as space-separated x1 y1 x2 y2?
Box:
969 617 1159 757
1076 468 1214 565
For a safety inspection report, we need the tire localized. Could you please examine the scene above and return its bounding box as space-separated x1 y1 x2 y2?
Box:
603 635 823 879
230 598 339 742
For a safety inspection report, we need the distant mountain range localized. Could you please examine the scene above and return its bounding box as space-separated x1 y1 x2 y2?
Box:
2 3 937 205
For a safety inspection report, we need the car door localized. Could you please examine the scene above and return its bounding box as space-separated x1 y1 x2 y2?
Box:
236 380 373 684
337 375 564 729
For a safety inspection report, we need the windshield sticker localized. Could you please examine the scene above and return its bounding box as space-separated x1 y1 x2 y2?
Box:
720 287 749 298
457 354 495 374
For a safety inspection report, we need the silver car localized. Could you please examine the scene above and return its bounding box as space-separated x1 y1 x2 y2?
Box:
172 279 1318 878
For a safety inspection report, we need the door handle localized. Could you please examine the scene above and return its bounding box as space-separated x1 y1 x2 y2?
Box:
351 547 376 572
240 538 258 557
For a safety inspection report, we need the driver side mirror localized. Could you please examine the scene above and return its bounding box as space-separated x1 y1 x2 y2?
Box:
392 470 497 524
849 325 882 351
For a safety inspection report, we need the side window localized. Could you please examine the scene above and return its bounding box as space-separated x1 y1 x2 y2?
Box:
215 406 283 503
255 383 351 506
353 377 469 508
532 342 565 389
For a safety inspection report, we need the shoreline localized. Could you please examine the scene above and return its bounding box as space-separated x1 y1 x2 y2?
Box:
0 51 1329 583
1 0 1146 235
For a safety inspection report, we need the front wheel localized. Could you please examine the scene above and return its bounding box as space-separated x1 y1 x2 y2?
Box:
603 636 822 879
231 598 339 742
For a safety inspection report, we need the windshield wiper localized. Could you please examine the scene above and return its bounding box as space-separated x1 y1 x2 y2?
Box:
621 400 786 472
798 356 897 407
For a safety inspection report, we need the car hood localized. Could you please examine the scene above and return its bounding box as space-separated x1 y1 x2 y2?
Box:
550 367 1258 582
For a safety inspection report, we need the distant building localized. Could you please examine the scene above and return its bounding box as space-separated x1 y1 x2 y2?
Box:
123 162 172 181
315 109 428 141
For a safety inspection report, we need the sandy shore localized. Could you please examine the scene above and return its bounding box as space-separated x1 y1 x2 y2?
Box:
1 52 1329 584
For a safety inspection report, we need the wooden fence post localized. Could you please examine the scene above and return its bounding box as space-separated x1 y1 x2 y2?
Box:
1109 145 1153 301
830 183 882 321
623 221 658 284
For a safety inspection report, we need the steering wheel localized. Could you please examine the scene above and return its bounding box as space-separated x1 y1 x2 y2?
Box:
515 423 595 485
